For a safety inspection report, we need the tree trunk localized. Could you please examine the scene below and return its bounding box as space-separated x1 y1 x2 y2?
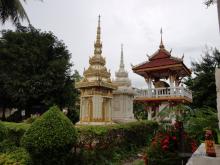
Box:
2 107 6 121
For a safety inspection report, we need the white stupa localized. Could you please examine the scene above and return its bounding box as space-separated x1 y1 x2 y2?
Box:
112 44 136 123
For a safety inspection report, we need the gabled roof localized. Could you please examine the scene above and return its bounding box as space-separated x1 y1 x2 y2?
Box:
132 43 191 78
133 48 183 70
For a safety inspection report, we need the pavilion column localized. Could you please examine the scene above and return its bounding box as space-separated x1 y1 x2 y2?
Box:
148 107 152 120
80 97 83 121
169 75 174 95
146 77 152 97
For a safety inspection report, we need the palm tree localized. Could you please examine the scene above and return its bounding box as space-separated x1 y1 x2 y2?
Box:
0 0 30 25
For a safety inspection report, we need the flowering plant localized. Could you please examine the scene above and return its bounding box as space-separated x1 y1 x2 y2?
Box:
147 121 198 165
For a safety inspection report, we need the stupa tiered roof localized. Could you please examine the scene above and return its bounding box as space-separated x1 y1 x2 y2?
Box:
113 45 135 95
76 16 116 90
114 44 131 87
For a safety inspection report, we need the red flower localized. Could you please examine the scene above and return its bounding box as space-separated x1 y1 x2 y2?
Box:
162 145 169 151
172 136 177 141
163 139 169 145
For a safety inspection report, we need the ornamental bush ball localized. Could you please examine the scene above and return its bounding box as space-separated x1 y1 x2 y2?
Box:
21 105 77 164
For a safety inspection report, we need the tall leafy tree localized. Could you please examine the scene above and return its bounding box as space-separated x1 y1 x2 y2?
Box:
66 70 82 123
185 48 220 109
0 25 77 118
0 0 30 24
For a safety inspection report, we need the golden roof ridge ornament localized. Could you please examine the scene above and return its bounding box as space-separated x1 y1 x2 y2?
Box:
159 28 165 49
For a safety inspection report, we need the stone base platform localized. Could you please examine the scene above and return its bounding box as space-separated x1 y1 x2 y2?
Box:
113 118 136 124
186 143 220 165
76 121 115 126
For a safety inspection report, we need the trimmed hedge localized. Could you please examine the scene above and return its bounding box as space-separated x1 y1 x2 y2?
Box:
0 121 7 142
1 120 158 164
77 121 158 149
2 122 30 146
75 121 159 164
21 106 77 165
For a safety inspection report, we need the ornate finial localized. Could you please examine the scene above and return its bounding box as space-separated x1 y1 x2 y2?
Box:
94 15 102 55
159 28 165 49
98 14 101 27
181 53 184 60
120 44 125 69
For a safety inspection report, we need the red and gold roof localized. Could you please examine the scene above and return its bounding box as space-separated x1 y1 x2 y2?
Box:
132 37 191 79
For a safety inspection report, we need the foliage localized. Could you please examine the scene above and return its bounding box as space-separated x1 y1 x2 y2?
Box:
0 148 31 165
185 106 219 143
75 121 158 164
204 0 217 7
0 121 7 142
0 26 78 118
133 102 148 120
184 48 220 109
147 124 197 165
158 104 194 124
66 106 79 124
21 106 77 165
0 0 29 24
66 70 81 124
2 121 30 145
0 140 17 153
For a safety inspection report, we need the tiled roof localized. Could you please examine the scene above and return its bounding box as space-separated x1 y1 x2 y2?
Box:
133 48 183 70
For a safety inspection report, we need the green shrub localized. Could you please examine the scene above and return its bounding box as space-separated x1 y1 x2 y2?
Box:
186 107 219 143
0 140 17 153
21 105 77 165
0 148 31 165
0 121 7 142
2 122 30 146
75 121 158 164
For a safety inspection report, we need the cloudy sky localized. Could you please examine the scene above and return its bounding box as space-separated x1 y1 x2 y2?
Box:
1 0 220 88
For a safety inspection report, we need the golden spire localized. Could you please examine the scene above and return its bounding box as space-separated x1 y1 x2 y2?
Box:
94 15 102 55
159 28 165 49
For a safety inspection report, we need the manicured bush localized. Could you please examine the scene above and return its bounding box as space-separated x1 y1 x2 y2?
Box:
2 122 30 146
0 148 31 165
77 121 158 150
0 121 7 142
21 105 77 165
0 140 17 153
75 121 158 164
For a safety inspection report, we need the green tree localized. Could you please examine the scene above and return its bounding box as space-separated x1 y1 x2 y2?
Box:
0 25 77 118
66 70 81 123
0 0 30 24
185 48 220 109
186 106 219 143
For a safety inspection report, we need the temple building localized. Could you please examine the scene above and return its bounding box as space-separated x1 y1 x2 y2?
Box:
112 45 136 123
75 16 116 125
132 30 192 121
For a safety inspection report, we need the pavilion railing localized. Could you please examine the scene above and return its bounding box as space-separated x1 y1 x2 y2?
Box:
135 87 192 100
